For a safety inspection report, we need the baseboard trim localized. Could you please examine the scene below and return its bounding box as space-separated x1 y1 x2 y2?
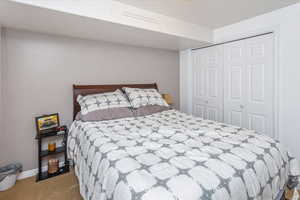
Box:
17 162 65 180
17 168 38 180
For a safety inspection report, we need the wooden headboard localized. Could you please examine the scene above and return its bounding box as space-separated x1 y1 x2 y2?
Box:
73 83 158 120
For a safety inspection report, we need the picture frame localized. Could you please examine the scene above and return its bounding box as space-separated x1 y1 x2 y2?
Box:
35 113 60 134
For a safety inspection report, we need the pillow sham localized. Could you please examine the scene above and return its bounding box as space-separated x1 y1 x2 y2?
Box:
77 89 131 115
75 107 134 122
123 87 169 108
133 105 170 117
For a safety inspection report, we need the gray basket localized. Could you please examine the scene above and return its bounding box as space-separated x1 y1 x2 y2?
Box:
0 163 22 191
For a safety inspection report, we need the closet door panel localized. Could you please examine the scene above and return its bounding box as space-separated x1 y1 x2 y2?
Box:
207 106 218 121
192 50 207 118
230 67 242 100
191 34 274 137
194 104 206 118
224 34 274 137
224 41 247 127
207 68 218 98
193 51 206 99
245 34 274 136
192 46 223 121
206 46 223 121
248 114 266 134
248 64 265 102
229 110 243 127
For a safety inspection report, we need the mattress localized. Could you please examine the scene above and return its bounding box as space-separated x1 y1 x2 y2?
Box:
67 109 300 200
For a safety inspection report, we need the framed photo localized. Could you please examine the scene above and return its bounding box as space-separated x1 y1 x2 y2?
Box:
35 113 60 134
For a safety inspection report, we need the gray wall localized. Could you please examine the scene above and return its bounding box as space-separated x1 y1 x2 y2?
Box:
0 28 3 165
0 28 179 171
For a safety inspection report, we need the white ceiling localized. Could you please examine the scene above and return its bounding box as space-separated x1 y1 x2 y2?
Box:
115 0 300 28
0 0 212 50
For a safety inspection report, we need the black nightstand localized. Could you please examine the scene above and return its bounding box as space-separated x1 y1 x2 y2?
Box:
35 128 69 182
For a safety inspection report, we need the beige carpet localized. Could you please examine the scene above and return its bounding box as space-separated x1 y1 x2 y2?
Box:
0 171 298 200
0 171 83 200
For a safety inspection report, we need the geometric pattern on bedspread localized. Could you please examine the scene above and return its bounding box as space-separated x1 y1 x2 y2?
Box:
77 89 131 115
123 87 169 108
68 109 300 200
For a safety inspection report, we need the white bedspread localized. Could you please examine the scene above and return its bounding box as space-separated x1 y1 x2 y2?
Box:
68 109 300 200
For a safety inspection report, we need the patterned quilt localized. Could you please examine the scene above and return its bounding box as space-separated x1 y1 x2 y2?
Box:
68 109 300 200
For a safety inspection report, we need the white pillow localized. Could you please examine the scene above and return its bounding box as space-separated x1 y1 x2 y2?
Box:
123 87 169 108
77 89 131 115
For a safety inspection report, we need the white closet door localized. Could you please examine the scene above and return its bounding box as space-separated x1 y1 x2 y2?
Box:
223 40 247 127
224 34 274 136
245 34 274 136
192 46 223 121
192 49 207 119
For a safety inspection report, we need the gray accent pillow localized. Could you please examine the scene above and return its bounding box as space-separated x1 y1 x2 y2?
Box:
77 89 131 115
133 105 171 117
76 107 134 122
123 87 169 108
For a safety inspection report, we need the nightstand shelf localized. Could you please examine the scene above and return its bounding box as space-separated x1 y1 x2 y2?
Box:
39 166 69 181
41 146 65 157
35 130 66 139
36 127 69 182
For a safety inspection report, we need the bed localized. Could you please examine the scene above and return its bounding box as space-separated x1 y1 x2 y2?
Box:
68 84 299 200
